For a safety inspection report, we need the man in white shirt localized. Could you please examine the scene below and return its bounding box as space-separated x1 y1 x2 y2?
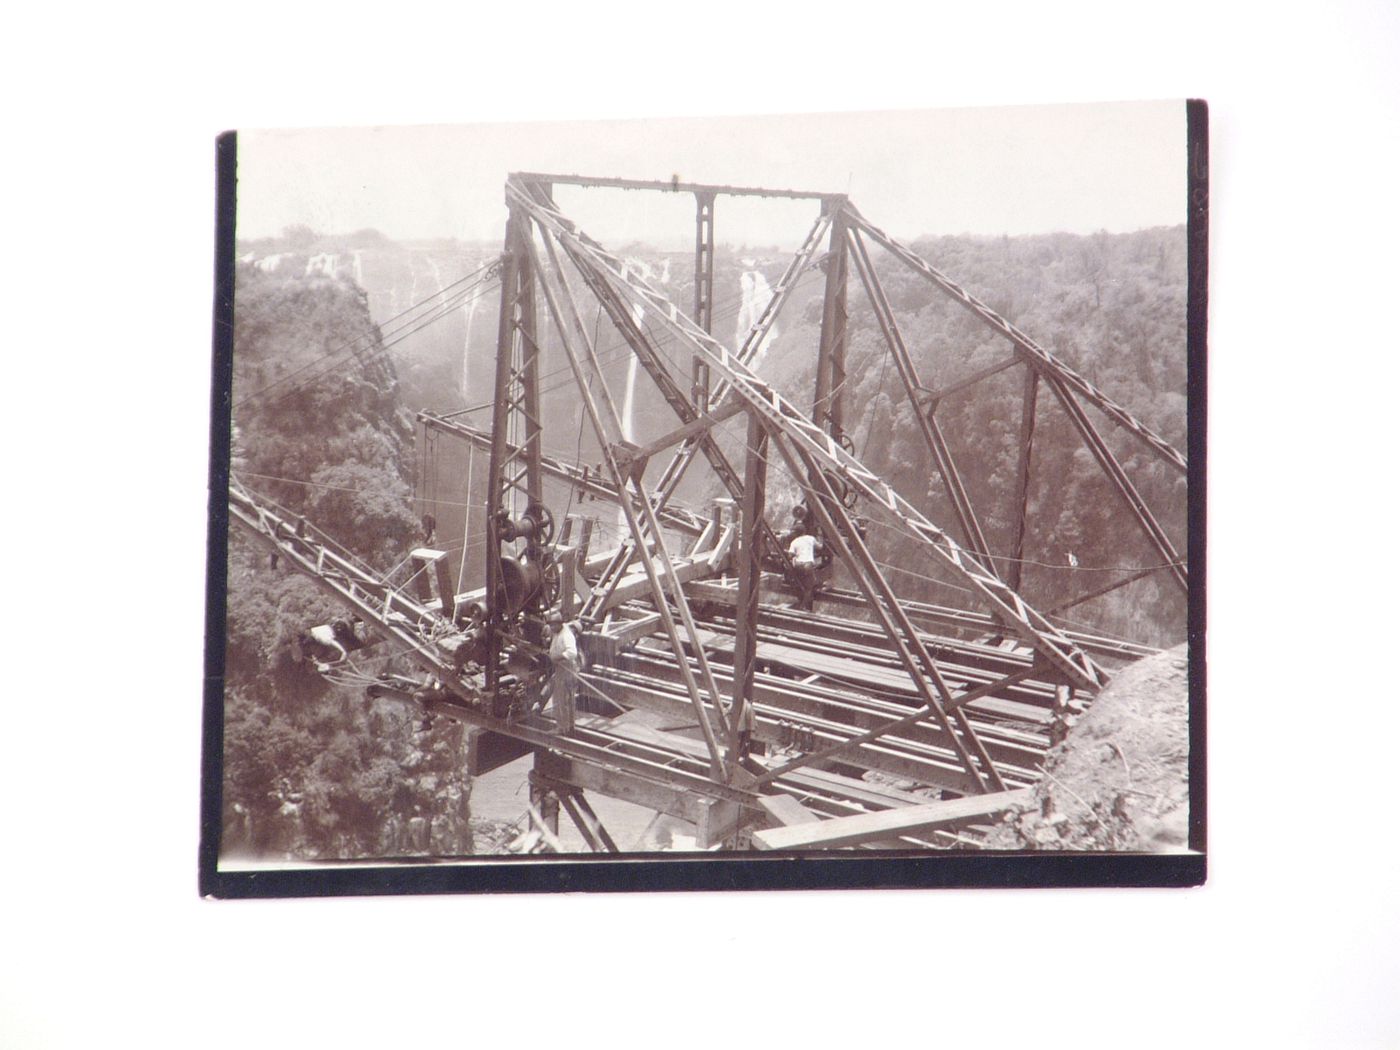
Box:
787 531 820 611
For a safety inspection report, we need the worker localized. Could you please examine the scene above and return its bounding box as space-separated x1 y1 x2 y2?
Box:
787 528 820 611
300 622 348 670
781 502 810 549
547 610 580 734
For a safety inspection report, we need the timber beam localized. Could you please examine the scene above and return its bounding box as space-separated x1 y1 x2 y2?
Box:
751 788 1033 850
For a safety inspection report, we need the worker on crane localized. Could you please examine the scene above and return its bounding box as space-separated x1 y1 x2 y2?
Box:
298 618 366 672
546 610 581 734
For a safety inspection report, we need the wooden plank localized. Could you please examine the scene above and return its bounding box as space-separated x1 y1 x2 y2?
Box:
751 788 1033 850
595 553 716 613
758 793 822 828
603 611 662 646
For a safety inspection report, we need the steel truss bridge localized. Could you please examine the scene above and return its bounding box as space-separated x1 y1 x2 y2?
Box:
230 173 1186 853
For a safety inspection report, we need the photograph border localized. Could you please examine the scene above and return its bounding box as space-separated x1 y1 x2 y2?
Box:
199 100 1208 899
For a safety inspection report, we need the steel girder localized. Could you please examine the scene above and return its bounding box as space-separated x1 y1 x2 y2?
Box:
506 177 1107 692
483 205 545 699
845 225 998 576
417 412 708 538
521 218 735 776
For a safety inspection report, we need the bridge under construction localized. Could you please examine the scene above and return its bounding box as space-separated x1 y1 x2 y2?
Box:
228 172 1187 854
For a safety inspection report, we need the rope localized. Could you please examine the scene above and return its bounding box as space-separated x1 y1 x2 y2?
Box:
236 263 498 410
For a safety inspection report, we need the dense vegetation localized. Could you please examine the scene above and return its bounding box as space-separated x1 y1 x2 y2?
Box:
756 226 1188 646
220 223 1188 857
221 268 474 860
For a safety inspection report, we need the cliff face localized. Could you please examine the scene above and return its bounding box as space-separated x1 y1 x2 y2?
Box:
983 644 1191 852
222 266 473 861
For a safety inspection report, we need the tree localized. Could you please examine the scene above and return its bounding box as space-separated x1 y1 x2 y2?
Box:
282 223 319 250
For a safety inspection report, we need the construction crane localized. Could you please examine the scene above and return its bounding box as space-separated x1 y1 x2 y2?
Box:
227 173 1185 852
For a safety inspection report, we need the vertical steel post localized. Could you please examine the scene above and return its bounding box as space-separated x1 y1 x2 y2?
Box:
814 209 849 438
528 765 560 841
692 191 715 409
517 220 543 512
483 221 520 695
730 410 767 758
482 204 545 702
1007 366 1039 595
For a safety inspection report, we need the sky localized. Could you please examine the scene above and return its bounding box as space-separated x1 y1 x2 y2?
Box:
237 100 1186 248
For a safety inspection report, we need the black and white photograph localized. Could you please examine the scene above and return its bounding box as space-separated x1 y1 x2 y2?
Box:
12 2 1400 1044
207 100 1203 890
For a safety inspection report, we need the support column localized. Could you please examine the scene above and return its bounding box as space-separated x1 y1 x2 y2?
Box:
813 210 849 438
692 191 716 410
1007 366 1039 595
730 410 767 758
484 224 520 696
483 204 545 706
527 766 560 843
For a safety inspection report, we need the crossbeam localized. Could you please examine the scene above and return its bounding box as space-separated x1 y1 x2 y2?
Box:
751 788 1033 850
513 171 842 202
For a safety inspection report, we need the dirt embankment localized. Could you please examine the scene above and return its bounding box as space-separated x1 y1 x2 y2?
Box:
985 644 1191 851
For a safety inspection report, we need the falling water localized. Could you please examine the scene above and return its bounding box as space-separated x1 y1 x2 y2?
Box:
304 252 339 278
618 257 659 444
616 257 670 533
425 254 442 294
735 265 778 371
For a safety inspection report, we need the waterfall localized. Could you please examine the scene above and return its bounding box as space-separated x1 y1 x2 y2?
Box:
735 265 778 371
617 258 657 533
352 250 364 289
304 252 339 278
618 257 656 444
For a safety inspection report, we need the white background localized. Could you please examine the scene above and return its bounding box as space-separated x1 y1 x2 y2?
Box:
3 2 1397 1046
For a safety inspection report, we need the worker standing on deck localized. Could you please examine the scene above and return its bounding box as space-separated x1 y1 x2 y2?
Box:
547 611 580 734
787 529 820 612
